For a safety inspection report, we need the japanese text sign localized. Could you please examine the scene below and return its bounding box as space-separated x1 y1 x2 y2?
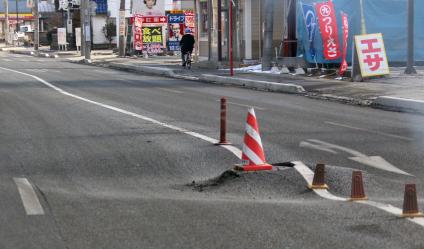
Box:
355 33 390 77
339 12 349 76
315 0 340 60
168 14 185 24
141 16 167 24
134 15 143 50
142 26 163 44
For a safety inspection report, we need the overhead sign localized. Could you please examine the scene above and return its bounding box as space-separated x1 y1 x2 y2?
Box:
355 33 390 77
315 0 340 60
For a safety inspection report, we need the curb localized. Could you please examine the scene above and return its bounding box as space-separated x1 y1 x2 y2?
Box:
372 96 424 113
6 49 59 58
199 74 305 94
105 62 176 77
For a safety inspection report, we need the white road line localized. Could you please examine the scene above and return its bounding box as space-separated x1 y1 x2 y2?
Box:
4 65 422 227
156 87 184 94
13 178 45 215
292 161 424 228
215 100 266 110
325 121 414 141
0 66 241 159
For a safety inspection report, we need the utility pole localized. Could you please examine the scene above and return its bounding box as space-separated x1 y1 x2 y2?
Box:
217 0 222 61
33 0 39 50
118 0 126 57
261 0 273 70
229 0 233 76
404 0 416 74
80 0 85 56
83 0 91 60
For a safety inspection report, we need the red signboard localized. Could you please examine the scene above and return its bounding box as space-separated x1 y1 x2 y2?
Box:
133 15 143 51
339 12 349 76
140 16 167 24
315 0 340 60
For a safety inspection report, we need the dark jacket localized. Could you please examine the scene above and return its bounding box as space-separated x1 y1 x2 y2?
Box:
179 34 195 53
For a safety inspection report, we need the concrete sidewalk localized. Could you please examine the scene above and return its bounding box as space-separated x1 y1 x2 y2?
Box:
3 44 424 114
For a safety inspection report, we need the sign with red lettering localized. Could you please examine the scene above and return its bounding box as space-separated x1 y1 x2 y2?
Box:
140 16 167 24
315 0 340 60
133 15 143 51
339 12 349 76
355 33 390 77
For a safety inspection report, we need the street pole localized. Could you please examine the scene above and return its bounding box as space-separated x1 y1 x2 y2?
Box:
4 0 9 45
80 0 85 56
261 0 273 71
359 0 366 34
217 0 222 61
84 0 91 60
404 0 416 74
15 0 18 31
33 0 39 50
118 0 126 57
229 0 233 76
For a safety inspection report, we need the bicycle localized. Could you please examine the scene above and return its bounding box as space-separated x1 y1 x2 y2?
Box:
183 51 192 70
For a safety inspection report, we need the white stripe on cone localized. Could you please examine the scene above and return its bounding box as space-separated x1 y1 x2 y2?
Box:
242 107 267 166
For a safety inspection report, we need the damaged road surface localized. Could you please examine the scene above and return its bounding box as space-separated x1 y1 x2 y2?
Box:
1 53 424 248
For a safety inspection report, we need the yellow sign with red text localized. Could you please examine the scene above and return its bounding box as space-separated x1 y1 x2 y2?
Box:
355 33 390 77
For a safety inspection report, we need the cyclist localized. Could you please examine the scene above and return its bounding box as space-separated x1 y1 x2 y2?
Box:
179 28 195 67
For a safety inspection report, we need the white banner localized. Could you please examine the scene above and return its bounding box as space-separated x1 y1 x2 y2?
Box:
57 28 67 45
75 27 81 47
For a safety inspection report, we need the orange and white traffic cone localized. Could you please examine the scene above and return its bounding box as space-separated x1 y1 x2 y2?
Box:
235 107 273 171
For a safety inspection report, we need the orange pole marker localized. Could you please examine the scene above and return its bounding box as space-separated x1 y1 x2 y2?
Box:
350 171 368 201
402 184 424 218
308 163 329 189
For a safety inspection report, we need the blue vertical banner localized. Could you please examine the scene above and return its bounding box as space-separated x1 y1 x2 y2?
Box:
301 3 317 60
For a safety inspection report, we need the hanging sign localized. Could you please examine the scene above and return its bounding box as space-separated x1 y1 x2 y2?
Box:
315 0 340 60
355 33 390 77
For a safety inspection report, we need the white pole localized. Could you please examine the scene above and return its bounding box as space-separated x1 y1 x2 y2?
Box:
243 0 251 60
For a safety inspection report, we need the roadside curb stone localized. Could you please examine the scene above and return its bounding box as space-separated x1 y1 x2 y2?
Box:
372 96 424 114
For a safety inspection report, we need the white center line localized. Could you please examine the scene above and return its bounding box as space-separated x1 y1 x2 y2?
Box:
215 100 266 110
13 178 45 215
325 121 414 141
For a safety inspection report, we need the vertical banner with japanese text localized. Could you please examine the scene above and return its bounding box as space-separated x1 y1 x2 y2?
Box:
315 0 340 60
339 12 349 76
301 3 317 60
133 15 143 51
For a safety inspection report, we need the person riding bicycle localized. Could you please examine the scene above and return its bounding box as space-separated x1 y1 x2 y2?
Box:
179 28 195 67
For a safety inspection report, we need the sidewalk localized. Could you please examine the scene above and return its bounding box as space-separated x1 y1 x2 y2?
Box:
3 44 424 114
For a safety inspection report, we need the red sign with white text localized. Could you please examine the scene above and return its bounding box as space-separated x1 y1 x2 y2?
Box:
141 16 167 24
339 12 349 76
315 1 340 60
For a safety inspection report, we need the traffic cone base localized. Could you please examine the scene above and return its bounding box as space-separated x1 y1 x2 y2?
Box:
349 196 368 201
401 212 424 218
234 164 273 172
308 184 329 190
214 141 232 146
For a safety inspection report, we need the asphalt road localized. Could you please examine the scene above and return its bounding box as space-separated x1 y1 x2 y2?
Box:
1 52 424 248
